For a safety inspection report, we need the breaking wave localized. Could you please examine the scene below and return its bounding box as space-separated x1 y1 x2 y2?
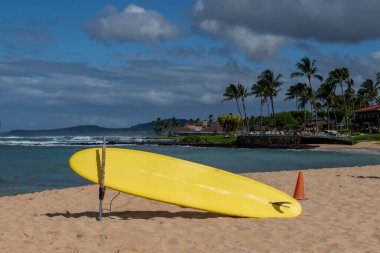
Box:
0 135 152 146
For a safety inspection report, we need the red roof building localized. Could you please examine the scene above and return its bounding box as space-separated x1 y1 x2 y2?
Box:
352 104 380 113
352 105 380 132
174 121 223 135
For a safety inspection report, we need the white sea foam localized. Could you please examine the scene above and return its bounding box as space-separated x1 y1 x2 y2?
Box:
0 135 151 146
313 147 380 155
71 136 93 141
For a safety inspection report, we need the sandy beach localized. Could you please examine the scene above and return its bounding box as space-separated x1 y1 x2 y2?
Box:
0 165 379 253
316 141 380 154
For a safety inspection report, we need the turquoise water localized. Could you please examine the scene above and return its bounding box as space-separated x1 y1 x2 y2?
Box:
1 136 380 196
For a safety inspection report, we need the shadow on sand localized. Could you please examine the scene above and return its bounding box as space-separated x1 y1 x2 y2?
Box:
44 210 230 220
351 175 380 179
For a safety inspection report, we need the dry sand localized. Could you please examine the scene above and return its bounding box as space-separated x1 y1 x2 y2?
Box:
1 165 379 253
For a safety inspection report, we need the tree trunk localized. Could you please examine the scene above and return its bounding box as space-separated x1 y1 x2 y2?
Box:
327 107 330 130
333 110 338 130
270 96 276 129
339 83 349 129
303 109 306 131
235 99 243 130
308 76 318 132
260 96 263 131
241 97 248 131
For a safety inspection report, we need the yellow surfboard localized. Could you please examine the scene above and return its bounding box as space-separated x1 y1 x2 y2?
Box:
69 148 301 218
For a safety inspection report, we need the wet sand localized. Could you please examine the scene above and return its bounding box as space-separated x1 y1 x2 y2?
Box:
316 141 380 154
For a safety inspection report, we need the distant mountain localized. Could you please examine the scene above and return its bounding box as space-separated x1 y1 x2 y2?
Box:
1 119 188 136
128 122 155 131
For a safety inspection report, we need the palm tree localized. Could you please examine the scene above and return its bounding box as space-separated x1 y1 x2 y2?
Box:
317 82 338 130
257 70 283 129
168 117 180 135
375 72 380 104
298 86 312 130
285 84 297 108
251 81 268 131
286 83 310 130
152 117 163 135
291 57 324 127
237 83 249 131
222 83 243 123
285 82 308 109
358 79 379 106
356 88 370 109
208 114 214 123
326 67 351 129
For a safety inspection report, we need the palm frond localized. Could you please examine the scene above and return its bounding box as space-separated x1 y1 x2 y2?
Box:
314 74 324 82
291 72 304 78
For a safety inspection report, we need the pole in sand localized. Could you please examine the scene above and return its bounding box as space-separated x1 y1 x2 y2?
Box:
98 137 106 221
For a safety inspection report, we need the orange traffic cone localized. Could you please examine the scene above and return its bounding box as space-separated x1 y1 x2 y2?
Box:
293 171 305 200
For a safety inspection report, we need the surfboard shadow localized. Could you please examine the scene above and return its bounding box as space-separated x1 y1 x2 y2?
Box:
44 210 229 220
351 175 380 179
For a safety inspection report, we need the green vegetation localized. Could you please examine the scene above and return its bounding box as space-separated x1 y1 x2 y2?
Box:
291 57 324 126
152 134 237 145
178 135 237 145
352 133 380 142
274 112 299 130
221 56 380 133
150 57 379 139
217 114 241 134
152 117 180 135
222 83 249 130
156 133 380 146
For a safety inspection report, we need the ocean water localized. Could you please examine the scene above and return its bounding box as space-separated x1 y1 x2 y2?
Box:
1 136 380 197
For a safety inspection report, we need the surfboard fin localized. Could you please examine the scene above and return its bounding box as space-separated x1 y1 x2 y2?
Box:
270 201 291 208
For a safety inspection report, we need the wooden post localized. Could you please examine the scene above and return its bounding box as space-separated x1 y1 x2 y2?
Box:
98 137 106 221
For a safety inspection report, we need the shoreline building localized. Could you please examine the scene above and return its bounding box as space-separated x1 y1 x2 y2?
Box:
174 120 223 136
352 105 380 132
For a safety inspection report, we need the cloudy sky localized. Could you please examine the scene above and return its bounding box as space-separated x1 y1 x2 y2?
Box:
0 0 380 130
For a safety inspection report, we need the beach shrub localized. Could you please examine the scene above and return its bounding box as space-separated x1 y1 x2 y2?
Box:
339 129 352 135
275 112 299 130
217 114 242 134
200 135 237 144
289 110 312 122
179 135 237 145
330 108 345 123
181 136 201 143
352 133 380 142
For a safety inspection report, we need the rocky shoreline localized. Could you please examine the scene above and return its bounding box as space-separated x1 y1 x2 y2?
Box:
66 139 318 149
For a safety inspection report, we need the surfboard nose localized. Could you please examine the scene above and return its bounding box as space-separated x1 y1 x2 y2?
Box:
289 200 302 217
285 200 302 217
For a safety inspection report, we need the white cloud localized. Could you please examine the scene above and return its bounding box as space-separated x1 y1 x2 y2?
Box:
199 19 287 61
192 0 380 43
86 4 181 43
194 0 204 12
0 58 254 110
199 93 220 104
371 51 380 61
125 4 145 14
